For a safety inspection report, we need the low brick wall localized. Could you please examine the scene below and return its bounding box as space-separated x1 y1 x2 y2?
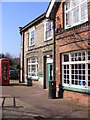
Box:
63 90 89 105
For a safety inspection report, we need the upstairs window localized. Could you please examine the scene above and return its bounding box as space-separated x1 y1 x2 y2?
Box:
64 0 88 29
44 21 52 41
29 30 35 46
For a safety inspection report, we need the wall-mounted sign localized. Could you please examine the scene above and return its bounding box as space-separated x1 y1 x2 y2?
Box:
38 71 42 77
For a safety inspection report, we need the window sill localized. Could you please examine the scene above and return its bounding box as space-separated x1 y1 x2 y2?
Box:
65 19 88 30
67 21 88 30
44 37 52 42
29 44 35 47
27 76 38 81
62 86 90 94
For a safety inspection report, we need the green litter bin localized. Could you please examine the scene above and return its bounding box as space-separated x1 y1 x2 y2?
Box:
49 80 56 99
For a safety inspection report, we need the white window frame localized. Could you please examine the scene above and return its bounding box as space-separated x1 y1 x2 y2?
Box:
64 0 88 29
29 28 35 47
62 50 90 90
44 21 53 41
28 58 38 79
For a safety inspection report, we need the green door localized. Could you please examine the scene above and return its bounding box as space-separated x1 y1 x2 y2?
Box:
47 63 53 88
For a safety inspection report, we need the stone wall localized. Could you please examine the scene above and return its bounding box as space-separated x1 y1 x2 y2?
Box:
21 18 53 88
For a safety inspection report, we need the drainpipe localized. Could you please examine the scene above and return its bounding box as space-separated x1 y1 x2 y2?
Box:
22 32 24 83
46 17 56 81
52 18 56 82
47 17 56 99
19 28 24 83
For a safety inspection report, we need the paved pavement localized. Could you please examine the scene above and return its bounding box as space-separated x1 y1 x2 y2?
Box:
0 81 90 119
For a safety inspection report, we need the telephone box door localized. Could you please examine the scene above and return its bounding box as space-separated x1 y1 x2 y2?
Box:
2 61 9 85
0 58 10 85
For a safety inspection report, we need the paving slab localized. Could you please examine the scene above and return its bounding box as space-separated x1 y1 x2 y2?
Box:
0 84 89 119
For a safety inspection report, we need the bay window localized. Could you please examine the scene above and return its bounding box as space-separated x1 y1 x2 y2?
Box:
62 50 90 89
28 58 38 79
64 0 88 29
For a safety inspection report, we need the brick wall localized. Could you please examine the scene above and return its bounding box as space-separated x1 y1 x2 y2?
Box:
63 90 89 105
56 23 89 86
56 2 64 31
55 1 90 105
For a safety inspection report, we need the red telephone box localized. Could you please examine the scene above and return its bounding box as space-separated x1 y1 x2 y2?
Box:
0 58 10 85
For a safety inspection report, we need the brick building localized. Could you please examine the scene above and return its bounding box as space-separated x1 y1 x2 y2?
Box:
46 0 90 104
19 13 54 88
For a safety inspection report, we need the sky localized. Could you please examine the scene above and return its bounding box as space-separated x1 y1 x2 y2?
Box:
1 1 49 57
